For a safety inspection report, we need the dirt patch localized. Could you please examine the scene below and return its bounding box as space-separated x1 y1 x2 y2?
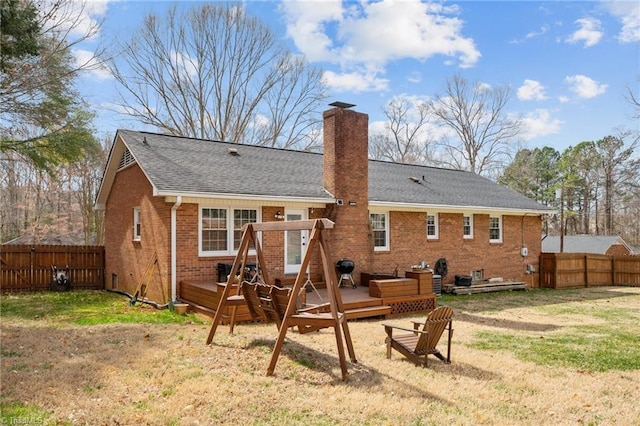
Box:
2 288 639 425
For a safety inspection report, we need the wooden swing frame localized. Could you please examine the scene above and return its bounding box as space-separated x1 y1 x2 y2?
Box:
205 218 357 380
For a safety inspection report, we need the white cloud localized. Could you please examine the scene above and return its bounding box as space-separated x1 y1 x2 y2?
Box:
369 119 387 135
564 75 608 99
517 80 547 101
602 0 640 43
476 82 492 93
566 18 603 47
519 109 563 140
280 1 343 63
74 49 112 81
170 50 198 79
407 71 422 84
39 0 111 40
526 24 550 40
282 0 480 92
322 70 389 93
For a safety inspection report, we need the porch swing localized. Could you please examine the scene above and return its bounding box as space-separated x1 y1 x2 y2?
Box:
205 218 357 380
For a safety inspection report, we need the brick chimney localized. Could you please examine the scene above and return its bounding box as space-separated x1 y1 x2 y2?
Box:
323 104 371 280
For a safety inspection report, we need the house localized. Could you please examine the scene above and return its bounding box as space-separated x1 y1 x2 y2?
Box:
542 235 635 256
96 104 552 305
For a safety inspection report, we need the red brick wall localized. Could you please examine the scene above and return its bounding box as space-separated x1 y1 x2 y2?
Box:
368 212 542 284
606 244 632 256
173 205 328 286
174 205 291 284
323 107 372 281
104 164 171 303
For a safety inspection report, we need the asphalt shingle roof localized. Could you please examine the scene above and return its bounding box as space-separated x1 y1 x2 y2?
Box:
115 129 551 212
542 235 626 254
118 130 329 200
369 160 549 211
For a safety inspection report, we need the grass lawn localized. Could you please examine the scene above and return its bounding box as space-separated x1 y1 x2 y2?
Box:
1 287 639 425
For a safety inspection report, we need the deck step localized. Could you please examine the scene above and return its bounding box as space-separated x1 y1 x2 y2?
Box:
345 305 392 319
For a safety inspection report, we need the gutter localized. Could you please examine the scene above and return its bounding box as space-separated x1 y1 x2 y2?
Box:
368 201 553 215
170 196 182 303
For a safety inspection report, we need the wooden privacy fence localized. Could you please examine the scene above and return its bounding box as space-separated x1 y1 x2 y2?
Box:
1 245 105 293
540 253 640 289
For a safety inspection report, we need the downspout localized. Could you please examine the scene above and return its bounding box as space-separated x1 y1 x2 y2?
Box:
171 196 182 303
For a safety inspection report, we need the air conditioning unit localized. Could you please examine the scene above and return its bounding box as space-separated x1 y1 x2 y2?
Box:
471 269 483 281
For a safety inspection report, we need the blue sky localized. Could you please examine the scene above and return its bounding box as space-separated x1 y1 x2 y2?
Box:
73 0 639 152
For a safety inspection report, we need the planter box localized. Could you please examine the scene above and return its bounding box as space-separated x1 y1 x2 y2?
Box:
360 272 396 287
404 270 433 294
369 278 418 298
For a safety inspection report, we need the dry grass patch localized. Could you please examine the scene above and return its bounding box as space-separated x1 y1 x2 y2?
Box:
1 287 639 425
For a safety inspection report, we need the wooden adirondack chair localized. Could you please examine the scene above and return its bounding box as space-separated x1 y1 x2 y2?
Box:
383 306 453 367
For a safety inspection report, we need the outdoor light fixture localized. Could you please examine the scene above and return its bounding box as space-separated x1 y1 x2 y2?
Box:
274 211 284 220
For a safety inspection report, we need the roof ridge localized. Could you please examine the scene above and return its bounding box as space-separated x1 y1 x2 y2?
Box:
117 129 324 157
368 158 469 173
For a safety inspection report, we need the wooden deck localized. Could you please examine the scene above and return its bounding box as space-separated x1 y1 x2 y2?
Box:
179 280 437 322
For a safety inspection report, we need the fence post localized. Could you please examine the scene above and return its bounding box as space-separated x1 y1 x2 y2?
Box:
30 247 35 291
584 255 589 288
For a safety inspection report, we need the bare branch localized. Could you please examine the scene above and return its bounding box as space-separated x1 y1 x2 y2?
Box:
428 74 521 175
109 4 326 146
369 95 434 164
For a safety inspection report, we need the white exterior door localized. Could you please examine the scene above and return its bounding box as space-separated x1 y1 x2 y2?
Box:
284 209 307 275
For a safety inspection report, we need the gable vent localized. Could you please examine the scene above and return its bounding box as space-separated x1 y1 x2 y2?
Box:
118 147 136 170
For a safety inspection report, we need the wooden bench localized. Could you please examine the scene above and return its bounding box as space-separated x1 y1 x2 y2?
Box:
369 278 419 298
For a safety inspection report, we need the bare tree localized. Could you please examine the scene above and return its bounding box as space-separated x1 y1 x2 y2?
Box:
626 77 640 119
109 4 326 149
369 96 434 164
428 74 521 175
61 135 109 245
596 130 639 235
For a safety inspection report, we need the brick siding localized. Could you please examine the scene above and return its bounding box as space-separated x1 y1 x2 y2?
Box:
104 164 171 303
104 107 544 299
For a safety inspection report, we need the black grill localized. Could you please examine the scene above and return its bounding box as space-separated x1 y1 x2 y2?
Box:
336 259 356 288
336 259 355 274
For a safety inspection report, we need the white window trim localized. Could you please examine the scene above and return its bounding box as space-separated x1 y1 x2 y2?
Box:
199 206 261 257
426 213 439 240
463 213 474 239
489 215 503 243
370 212 389 252
133 207 141 241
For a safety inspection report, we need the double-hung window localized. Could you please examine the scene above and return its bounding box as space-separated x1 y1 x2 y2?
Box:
370 212 389 251
489 215 502 243
233 209 257 250
200 207 259 255
133 207 141 241
426 213 438 239
463 214 473 239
